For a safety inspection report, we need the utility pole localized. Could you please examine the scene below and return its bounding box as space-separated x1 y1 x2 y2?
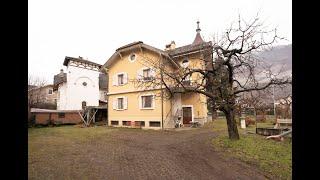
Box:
272 85 277 122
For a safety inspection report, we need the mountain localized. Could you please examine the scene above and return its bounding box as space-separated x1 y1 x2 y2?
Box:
257 44 292 71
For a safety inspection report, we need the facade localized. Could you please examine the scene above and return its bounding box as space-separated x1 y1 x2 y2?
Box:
102 22 211 129
54 56 108 110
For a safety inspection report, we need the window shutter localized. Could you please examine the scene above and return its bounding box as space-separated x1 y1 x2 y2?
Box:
152 95 156 109
112 74 117 86
123 72 128 84
150 68 156 78
112 98 117 110
137 69 143 80
124 96 128 110
139 95 142 109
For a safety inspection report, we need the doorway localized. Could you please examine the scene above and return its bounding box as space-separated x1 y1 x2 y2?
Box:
182 106 193 124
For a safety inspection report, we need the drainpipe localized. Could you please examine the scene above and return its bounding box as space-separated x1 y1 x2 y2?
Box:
160 54 164 130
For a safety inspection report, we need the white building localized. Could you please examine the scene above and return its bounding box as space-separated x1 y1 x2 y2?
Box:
54 56 108 110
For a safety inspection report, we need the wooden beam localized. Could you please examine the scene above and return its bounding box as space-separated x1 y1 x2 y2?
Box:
118 52 123 59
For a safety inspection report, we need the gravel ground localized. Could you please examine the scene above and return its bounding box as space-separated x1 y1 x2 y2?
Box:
28 126 267 180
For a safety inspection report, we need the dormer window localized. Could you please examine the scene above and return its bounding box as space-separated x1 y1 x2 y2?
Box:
182 58 189 68
82 82 87 86
129 53 136 62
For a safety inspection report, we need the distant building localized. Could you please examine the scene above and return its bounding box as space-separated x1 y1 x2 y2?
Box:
28 84 57 105
53 56 108 110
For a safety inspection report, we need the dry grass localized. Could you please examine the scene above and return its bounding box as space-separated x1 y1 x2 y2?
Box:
209 119 292 180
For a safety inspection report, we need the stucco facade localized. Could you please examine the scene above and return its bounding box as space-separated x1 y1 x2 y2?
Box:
55 57 107 110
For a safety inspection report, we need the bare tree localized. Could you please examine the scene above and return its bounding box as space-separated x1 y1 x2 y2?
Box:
135 15 291 140
28 75 48 107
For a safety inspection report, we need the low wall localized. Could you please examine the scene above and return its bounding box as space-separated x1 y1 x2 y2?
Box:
34 112 82 125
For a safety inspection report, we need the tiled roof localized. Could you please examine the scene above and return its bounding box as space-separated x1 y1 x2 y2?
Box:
167 41 212 57
192 32 205 45
116 41 143 51
53 73 67 90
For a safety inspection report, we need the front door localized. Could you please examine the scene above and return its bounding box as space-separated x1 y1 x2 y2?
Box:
182 107 192 124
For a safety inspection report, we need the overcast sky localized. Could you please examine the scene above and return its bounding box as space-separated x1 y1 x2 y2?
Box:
28 0 292 84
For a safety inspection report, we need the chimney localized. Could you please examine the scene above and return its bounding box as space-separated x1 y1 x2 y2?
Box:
59 69 64 76
165 41 176 50
79 56 83 59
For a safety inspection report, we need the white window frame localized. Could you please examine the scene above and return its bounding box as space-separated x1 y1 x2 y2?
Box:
113 96 127 111
139 94 155 110
117 97 124 110
48 89 53 95
138 67 155 82
181 58 189 68
117 73 124 85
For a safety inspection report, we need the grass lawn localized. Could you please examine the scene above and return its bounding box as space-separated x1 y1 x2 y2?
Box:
209 118 292 180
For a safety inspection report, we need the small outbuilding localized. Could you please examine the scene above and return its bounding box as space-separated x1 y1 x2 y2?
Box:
30 108 82 125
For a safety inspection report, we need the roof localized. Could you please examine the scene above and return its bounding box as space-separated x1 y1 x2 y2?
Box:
116 41 143 51
192 32 205 45
63 56 102 67
102 41 179 68
53 73 67 89
167 41 212 57
30 108 80 113
28 84 54 91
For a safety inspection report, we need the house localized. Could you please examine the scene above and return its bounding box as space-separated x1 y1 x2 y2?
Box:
102 21 211 129
28 84 57 106
53 56 108 110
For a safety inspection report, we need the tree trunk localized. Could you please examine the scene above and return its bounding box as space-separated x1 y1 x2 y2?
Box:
211 105 217 121
224 107 240 140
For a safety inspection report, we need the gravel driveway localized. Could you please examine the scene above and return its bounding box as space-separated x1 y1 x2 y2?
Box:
29 126 267 180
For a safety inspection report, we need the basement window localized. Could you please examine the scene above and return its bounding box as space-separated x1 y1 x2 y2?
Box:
149 121 160 127
135 121 145 127
111 121 119 125
58 113 65 118
122 121 131 126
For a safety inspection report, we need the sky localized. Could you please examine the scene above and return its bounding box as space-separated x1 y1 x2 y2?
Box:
28 0 292 84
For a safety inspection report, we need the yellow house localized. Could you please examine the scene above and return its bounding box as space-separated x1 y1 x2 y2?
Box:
102 22 212 129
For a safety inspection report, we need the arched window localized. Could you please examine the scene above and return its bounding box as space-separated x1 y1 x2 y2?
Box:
82 101 87 110
182 58 189 68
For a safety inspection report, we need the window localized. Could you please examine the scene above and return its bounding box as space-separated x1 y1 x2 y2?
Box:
142 95 153 108
182 75 191 86
143 68 151 80
58 113 65 118
118 98 124 109
113 97 127 110
149 121 160 127
129 53 136 62
135 121 145 127
122 121 131 126
111 121 119 125
182 58 189 68
48 89 53 94
118 74 124 85
82 101 87 110
82 82 87 86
